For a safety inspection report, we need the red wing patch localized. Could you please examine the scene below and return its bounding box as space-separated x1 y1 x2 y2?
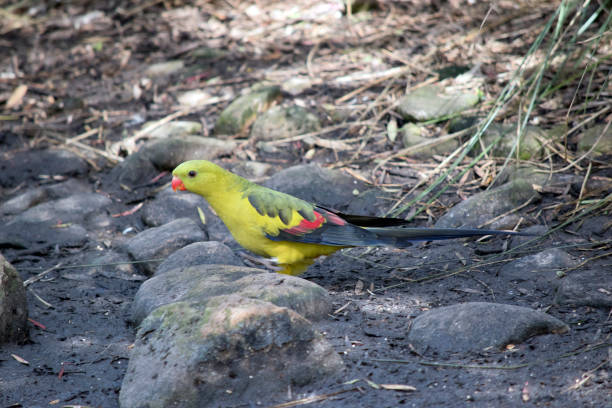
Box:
325 211 346 226
283 211 326 235
282 209 346 236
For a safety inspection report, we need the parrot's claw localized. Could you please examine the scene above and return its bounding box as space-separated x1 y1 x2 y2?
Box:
238 252 282 272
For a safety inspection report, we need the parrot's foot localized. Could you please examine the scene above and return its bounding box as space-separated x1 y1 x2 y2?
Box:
238 252 282 272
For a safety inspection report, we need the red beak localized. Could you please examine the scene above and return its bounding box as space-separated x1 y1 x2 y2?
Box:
171 176 186 191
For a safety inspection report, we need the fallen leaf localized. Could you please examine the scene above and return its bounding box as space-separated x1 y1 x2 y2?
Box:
380 384 417 392
6 84 27 109
11 353 29 365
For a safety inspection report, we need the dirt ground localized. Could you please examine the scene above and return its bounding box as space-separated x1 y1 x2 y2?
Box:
1 1 611 407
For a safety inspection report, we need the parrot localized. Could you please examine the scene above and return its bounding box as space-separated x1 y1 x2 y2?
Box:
171 160 529 275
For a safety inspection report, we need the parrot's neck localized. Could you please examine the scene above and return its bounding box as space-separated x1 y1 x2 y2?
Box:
199 172 253 217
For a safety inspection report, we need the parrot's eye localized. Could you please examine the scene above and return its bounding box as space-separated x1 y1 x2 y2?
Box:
188 170 197 178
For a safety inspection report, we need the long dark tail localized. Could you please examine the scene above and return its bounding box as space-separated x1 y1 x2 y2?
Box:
366 226 531 248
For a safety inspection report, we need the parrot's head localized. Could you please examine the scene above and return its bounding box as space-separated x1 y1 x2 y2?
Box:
171 160 227 196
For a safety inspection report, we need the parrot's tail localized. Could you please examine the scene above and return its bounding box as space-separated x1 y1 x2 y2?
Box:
366 227 534 248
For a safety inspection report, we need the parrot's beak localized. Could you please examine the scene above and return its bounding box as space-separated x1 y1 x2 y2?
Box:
171 176 186 191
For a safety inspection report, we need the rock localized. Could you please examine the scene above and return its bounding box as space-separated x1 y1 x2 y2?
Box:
262 163 382 215
0 149 88 188
0 221 88 251
250 105 320 141
155 241 243 275
142 120 202 139
3 221 88 249
87 250 145 281
435 178 540 228
397 85 481 122
230 161 273 179
400 123 460 157
110 136 237 187
477 124 546 160
577 124 612 157
144 60 184 77
281 76 316 95
176 90 214 108
142 187 231 242
554 269 612 308
500 248 577 291
214 85 281 136
0 179 90 216
124 218 206 275
120 296 342 408
407 302 568 356
8 192 111 225
131 264 331 324
0 253 28 343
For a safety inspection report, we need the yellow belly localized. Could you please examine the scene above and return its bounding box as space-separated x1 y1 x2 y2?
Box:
206 192 343 275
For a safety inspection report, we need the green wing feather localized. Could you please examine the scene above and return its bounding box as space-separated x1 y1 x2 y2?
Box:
245 187 316 225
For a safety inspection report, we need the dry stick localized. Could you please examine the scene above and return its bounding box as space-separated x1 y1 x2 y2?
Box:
335 66 411 104
23 263 62 287
385 134 473 216
108 106 196 155
47 132 121 163
264 121 375 146
268 388 359 408
67 126 100 143
574 161 593 214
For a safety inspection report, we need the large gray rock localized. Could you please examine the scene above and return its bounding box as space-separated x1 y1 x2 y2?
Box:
131 264 330 324
120 296 342 408
436 179 540 228
124 218 206 275
407 302 568 356
0 253 28 343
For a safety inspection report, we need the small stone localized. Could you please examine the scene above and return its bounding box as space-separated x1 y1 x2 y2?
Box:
435 179 540 228
124 218 206 275
397 85 481 122
577 124 612 157
9 193 111 225
109 136 237 187
250 105 320 141
176 90 214 108
214 85 281 136
500 248 577 290
155 241 243 275
144 60 184 77
400 123 459 157
407 302 568 356
554 269 612 308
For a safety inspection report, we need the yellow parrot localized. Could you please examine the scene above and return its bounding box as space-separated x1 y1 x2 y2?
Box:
172 160 526 275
